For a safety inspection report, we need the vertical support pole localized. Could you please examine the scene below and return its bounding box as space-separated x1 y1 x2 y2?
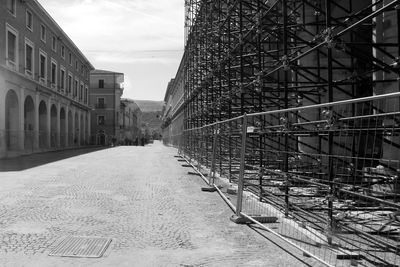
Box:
257 0 264 203
209 124 219 185
239 0 245 115
197 129 202 172
177 133 180 154
397 6 400 92
228 120 232 183
259 168 263 202
227 4 232 183
282 0 290 218
236 114 248 216
326 0 335 243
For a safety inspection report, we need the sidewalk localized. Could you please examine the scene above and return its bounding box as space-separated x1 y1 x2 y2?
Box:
0 141 318 266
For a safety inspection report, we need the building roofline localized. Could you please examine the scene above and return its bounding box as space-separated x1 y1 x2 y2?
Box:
91 69 124 75
164 78 175 102
32 0 95 70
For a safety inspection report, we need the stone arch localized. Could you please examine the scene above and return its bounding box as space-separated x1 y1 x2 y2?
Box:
68 110 73 146
50 104 58 148
38 101 48 148
5 90 19 150
60 108 66 147
24 95 35 150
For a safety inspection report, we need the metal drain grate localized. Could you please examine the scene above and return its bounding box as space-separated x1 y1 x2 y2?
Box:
49 236 112 258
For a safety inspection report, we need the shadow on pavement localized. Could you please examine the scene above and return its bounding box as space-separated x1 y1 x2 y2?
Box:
0 147 108 172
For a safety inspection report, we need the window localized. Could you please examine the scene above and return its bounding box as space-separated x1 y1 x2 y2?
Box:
7 0 16 16
26 10 33 30
39 50 47 84
6 25 18 70
61 45 65 59
85 86 88 104
98 116 105 126
75 60 78 71
52 36 57 51
60 67 66 91
99 79 104 88
40 25 46 42
69 52 72 65
67 73 73 94
25 39 34 77
97 98 105 107
74 79 78 97
80 82 84 100
50 59 57 88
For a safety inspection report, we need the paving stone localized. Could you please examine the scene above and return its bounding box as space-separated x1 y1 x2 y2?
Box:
0 142 313 266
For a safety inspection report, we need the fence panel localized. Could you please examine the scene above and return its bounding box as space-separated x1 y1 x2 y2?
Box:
169 92 400 267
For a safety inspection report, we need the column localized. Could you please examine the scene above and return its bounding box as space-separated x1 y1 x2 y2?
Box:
46 99 51 148
82 111 86 145
34 93 40 150
56 102 61 147
65 106 69 147
18 88 25 151
75 110 81 146
88 112 91 144
72 109 76 147
0 86 6 157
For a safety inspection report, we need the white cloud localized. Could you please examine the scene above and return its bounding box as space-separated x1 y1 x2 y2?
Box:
38 0 184 100
90 50 182 65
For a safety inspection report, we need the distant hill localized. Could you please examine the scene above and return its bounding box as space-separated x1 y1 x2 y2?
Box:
134 100 164 113
134 100 165 139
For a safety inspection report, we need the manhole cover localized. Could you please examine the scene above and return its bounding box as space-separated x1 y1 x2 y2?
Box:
49 236 112 258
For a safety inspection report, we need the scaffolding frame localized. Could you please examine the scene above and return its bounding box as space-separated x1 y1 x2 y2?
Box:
163 0 400 265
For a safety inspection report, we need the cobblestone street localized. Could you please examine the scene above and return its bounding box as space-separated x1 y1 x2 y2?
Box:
0 142 314 266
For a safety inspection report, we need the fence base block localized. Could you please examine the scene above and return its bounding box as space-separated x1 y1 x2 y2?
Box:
201 185 223 192
181 164 192 167
201 187 217 192
177 159 186 162
230 215 278 224
227 187 237 195
336 250 361 260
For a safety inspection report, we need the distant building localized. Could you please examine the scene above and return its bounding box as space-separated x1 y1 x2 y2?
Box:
0 0 94 158
162 61 185 145
89 70 124 146
119 99 142 145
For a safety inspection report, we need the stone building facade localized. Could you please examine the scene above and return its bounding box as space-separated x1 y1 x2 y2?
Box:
120 99 142 145
0 0 93 158
162 60 185 146
89 70 124 146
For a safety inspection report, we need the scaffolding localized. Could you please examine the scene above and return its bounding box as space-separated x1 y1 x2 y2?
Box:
164 0 400 265
183 0 400 120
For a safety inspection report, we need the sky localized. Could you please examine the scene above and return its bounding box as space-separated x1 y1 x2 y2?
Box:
37 0 185 101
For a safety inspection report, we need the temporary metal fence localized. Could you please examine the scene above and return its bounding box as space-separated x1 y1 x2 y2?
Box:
175 92 400 267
